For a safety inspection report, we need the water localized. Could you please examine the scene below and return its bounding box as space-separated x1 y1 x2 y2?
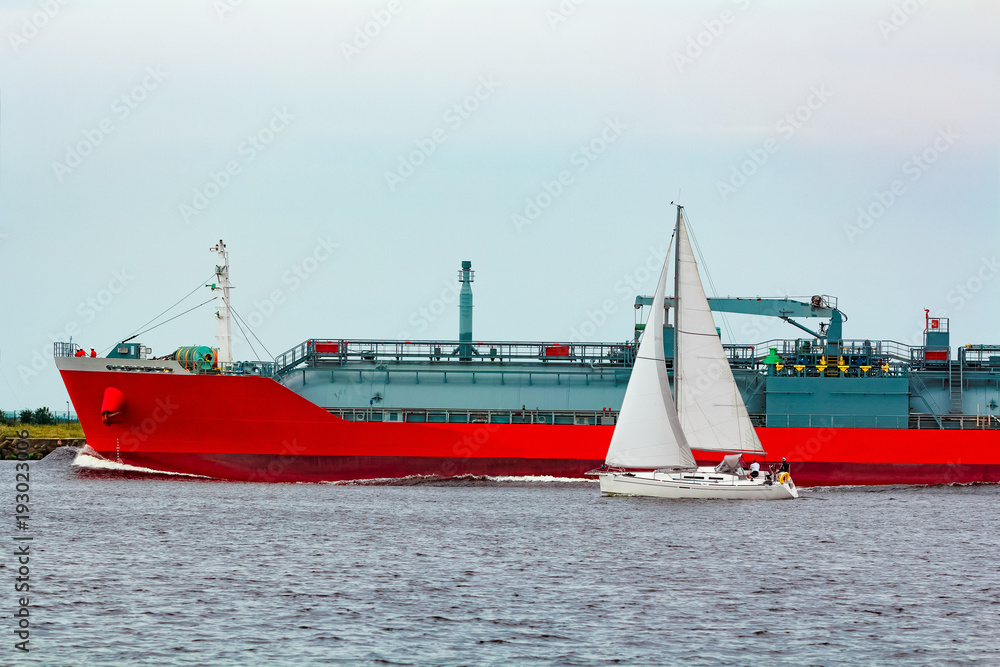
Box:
4 448 999 665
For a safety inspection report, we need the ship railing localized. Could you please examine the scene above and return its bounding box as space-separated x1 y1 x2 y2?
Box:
274 338 639 376
750 338 913 375
722 345 756 367
840 339 912 363
766 365 908 379
275 340 313 375
907 373 945 428
752 338 805 361
765 412 1000 430
325 406 619 426
324 407 1000 430
53 342 82 357
909 346 953 369
760 360 909 379
205 361 276 377
909 412 1000 430
961 345 1000 369
763 413 910 429
752 338 913 361
273 337 767 377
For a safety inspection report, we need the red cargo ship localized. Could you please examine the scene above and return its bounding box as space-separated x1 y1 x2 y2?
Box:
56 242 1000 485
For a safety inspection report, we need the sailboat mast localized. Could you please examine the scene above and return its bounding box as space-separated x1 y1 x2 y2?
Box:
673 205 683 416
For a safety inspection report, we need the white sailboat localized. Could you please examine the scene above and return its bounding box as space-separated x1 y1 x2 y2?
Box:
598 206 798 500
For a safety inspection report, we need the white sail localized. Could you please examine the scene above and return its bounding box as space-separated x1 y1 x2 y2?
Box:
674 210 765 454
604 239 696 470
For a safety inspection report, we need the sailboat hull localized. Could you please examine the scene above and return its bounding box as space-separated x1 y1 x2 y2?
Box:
598 468 798 500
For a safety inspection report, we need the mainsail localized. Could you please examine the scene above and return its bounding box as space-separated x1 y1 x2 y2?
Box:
673 210 765 454
604 238 696 470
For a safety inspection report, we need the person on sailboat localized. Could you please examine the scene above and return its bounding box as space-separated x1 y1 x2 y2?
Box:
749 460 760 479
778 458 790 474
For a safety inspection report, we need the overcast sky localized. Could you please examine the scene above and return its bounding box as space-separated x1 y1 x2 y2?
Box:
1 0 998 410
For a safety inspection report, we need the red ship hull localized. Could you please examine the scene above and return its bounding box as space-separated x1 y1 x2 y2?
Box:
59 365 1000 486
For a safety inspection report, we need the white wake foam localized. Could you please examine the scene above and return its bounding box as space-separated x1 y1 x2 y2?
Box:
69 449 593 484
324 473 597 485
72 449 210 478
485 475 598 483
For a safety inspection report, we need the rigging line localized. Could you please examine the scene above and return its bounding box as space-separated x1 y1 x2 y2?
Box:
227 306 260 360
119 274 218 346
683 211 736 344
219 294 258 361
123 297 216 343
226 301 274 361
229 301 273 361
227 305 260 362
639 228 678 326
0 359 23 409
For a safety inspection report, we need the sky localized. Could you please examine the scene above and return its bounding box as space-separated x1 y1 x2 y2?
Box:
1 0 998 411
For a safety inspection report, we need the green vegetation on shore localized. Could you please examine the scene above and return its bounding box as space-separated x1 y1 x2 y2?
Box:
1 423 85 439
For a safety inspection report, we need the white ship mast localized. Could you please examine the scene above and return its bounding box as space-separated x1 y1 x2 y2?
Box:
210 239 233 364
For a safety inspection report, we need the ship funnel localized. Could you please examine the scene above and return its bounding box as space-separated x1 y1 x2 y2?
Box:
459 260 474 361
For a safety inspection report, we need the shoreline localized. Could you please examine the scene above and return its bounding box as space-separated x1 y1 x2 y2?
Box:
0 433 84 459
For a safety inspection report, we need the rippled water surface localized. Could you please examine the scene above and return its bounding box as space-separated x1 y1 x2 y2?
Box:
4 448 999 665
